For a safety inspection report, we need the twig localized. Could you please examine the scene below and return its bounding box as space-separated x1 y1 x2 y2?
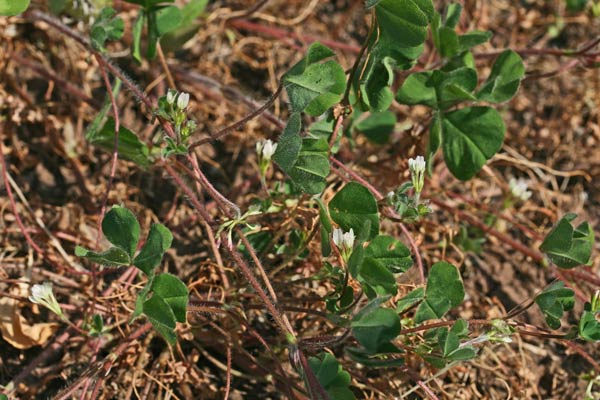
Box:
188 83 283 150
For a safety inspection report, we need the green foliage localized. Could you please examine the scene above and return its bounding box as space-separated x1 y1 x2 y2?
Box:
393 4 524 180
273 114 330 194
75 206 187 344
357 0 432 112
133 224 173 275
440 106 505 180
535 281 575 329
329 182 380 240
352 304 401 353
308 353 356 400
415 261 464 323
283 42 346 116
396 287 425 313
86 108 152 167
125 0 183 61
364 235 412 274
566 0 587 12
90 8 124 52
579 308 600 341
477 50 526 103
430 4 491 59
160 0 209 52
353 111 396 144
0 0 30 15
437 320 477 362
540 213 594 268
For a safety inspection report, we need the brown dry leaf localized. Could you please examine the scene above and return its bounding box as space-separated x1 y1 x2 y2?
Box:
0 283 59 349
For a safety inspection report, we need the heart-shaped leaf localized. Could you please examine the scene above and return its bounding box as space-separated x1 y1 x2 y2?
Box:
441 106 505 180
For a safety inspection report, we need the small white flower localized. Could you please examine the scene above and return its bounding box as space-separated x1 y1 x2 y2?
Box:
177 92 190 110
29 282 63 318
342 228 355 249
332 227 344 247
261 140 277 160
166 89 176 105
332 228 355 262
408 155 426 194
509 177 532 201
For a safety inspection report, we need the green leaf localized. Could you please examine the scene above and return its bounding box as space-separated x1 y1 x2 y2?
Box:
352 307 401 353
150 273 188 323
329 182 380 240
566 0 587 12
447 346 477 361
308 353 356 400
90 8 125 52
283 42 346 116
396 68 477 110
441 106 505 180
375 0 430 48
160 0 208 52
87 117 151 167
133 224 173 276
273 113 302 171
354 111 396 144
287 138 330 194
364 235 412 273
102 206 140 258
396 287 425 313
0 0 30 15
477 50 525 103
540 213 594 268
155 5 182 36
535 281 575 329
359 257 397 297
132 10 145 63
458 31 492 51
437 26 460 58
415 261 464 323
75 246 131 267
579 308 600 341
143 294 177 344
444 3 462 29
274 114 329 194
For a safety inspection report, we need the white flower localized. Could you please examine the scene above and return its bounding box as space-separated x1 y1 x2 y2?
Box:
509 177 532 201
29 282 63 318
408 155 426 174
332 228 355 262
332 227 344 247
261 140 277 160
408 155 426 194
177 92 190 110
342 228 355 249
166 89 176 105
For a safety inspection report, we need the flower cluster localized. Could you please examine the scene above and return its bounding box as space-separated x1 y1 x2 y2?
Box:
508 177 532 201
